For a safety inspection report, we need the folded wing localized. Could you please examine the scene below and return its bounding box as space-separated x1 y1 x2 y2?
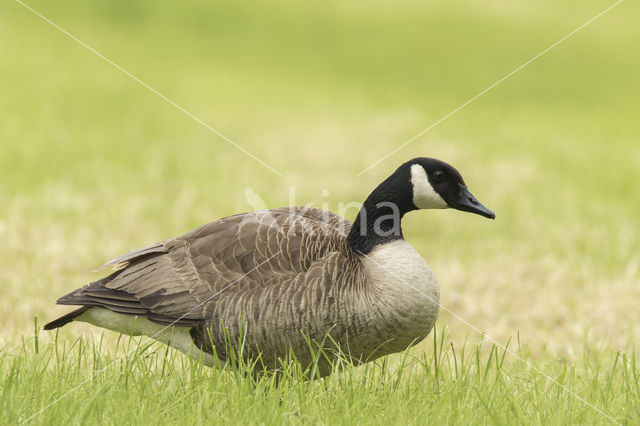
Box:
51 207 351 328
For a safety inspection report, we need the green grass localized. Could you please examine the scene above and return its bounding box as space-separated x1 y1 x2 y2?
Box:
1 0 639 424
4 323 639 425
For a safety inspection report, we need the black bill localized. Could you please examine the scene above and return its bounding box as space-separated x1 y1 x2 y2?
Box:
454 186 496 219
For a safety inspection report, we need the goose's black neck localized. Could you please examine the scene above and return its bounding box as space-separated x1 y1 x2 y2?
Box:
347 166 418 255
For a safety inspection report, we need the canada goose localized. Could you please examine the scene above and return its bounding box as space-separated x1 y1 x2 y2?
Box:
45 157 494 377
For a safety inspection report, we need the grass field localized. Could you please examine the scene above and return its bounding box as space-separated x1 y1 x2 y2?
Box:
1 0 639 424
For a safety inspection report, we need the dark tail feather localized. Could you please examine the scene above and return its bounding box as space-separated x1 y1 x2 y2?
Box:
56 270 124 306
43 307 89 330
44 271 123 331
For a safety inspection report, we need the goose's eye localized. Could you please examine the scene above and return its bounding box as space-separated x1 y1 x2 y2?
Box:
431 170 446 183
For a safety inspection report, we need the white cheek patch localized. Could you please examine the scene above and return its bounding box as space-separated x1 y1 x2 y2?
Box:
410 164 447 209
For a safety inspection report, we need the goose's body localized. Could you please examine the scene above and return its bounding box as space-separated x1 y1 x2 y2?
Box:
45 158 494 377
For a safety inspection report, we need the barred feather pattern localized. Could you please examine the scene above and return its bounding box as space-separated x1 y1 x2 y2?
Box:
51 206 439 376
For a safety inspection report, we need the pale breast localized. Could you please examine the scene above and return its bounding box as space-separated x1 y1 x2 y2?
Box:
357 239 441 353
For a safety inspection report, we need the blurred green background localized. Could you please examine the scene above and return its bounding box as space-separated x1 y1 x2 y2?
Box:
0 0 638 357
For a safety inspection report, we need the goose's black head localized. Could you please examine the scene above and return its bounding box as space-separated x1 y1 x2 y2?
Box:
406 157 495 219
347 157 494 255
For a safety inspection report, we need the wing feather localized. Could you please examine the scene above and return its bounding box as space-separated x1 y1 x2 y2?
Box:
54 207 352 328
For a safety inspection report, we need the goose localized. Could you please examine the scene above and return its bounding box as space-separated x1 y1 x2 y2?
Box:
45 157 494 377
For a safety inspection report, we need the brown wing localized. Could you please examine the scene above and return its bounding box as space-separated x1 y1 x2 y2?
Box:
52 207 352 327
